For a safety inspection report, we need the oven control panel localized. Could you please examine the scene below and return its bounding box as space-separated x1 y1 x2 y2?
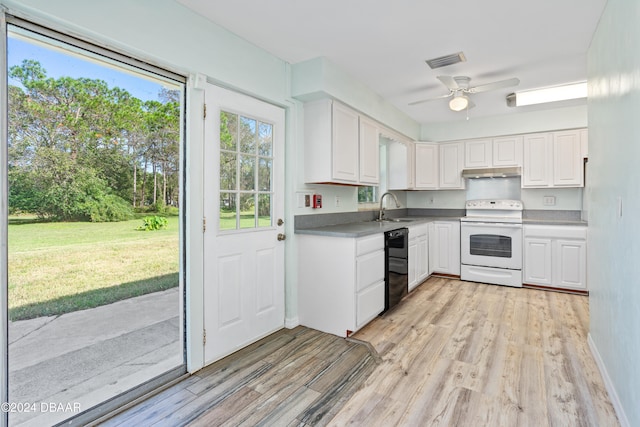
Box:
465 199 523 210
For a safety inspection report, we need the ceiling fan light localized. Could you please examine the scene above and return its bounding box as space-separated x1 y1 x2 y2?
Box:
449 95 469 111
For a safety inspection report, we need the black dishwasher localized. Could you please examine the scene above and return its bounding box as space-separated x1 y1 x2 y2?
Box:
383 228 409 313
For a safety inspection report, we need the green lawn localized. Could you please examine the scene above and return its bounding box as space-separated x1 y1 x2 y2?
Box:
8 216 179 320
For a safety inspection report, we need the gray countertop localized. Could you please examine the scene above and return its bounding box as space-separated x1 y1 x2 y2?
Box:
295 216 588 238
295 216 460 238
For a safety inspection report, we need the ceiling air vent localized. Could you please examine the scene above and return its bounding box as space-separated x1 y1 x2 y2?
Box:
425 52 466 69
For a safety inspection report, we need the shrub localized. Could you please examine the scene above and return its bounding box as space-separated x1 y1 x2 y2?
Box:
85 194 135 222
137 215 168 231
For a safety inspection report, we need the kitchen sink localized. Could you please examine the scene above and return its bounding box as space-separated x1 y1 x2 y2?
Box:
373 218 414 223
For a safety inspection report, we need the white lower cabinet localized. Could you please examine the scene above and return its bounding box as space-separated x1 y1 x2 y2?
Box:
298 233 385 337
408 223 429 291
523 225 587 291
429 221 461 276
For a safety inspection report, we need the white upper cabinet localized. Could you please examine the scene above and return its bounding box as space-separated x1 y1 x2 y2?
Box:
464 139 492 168
523 133 551 187
492 136 523 167
439 142 465 189
331 101 360 182
303 99 380 185
388 139 415 190
465 136 522 169
358 115 380 185
553 130 583 186
414 143 439 189
414 141 464 190
523 129 585 188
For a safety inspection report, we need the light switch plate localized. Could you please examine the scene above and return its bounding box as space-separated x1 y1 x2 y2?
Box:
543 196 556 206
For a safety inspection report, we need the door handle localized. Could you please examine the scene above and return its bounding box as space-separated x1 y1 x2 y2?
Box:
277 233 286 241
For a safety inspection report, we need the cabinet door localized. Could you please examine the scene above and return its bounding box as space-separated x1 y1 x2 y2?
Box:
428 222 436 275
417 235 429 282
408 238 418 291
523 238 553 285
439 142 464 189
356 250 385 292
556 239 587 289
431 221 460 275
415 143 439 189
331 102 359 182
523 133 551 187
493 136 523 167
359 116 380 184
356 281 385 328
388 140 410 190
464 139 492 168
553 130 583 187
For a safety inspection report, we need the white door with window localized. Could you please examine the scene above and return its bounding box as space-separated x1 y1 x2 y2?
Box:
203 84 285 364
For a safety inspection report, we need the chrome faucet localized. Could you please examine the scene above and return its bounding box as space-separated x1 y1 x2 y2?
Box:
379 192 401 221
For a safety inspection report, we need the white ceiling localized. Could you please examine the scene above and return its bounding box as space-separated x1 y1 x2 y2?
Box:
176 0 607 125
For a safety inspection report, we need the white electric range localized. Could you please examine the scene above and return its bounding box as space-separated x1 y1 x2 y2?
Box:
460 199 523 287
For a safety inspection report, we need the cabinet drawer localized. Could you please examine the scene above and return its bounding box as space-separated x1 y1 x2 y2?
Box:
524 225 587 240
356 250 385 292
356 281 385 328
356 234 384 256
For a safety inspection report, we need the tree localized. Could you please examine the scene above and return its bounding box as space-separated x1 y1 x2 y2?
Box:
7 59 181 221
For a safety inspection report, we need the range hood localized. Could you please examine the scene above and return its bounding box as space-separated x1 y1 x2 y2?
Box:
461 166 521 179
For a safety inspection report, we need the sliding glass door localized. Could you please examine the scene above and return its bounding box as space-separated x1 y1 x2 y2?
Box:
2 18 186 426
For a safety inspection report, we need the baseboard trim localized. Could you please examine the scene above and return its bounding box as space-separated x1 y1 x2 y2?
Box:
523 283 589 295
285 316 299 329
588 333 630 427
430 273 460 279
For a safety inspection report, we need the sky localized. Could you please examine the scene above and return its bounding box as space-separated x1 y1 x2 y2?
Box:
7 33 181 103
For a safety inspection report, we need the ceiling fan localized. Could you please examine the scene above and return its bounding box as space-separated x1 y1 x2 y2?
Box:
409 75 520 111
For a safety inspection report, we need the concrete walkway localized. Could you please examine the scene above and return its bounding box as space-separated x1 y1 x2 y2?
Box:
8 288 182 427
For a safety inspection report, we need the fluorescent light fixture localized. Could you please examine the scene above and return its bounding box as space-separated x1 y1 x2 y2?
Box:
506 82 587 107
449 94 469 111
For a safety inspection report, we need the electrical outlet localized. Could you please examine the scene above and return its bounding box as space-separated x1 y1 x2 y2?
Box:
335 195 341 207
304 194 311 208
543 196 556 206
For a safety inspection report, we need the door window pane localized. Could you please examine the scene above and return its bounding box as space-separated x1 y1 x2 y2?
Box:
220 192 237 230
259 122 273 156
220 152 237 191
239 193 256 229
258 158 272 191
219 111 273 231
239 155 256 191
220 111 237 151
258 194 272 228
240 116 256 153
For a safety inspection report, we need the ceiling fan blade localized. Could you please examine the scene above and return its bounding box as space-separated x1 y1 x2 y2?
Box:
437 75 459 90
408 92 453 106
468 77 520 93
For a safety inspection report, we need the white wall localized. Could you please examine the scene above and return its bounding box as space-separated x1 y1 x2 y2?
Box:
421 104 587 142
587 0 640 425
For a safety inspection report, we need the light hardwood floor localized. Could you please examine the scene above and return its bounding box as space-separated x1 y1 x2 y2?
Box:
101 277 620 426
335 277 619 426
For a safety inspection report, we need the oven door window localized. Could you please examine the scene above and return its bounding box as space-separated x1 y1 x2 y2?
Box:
469 234 512 258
